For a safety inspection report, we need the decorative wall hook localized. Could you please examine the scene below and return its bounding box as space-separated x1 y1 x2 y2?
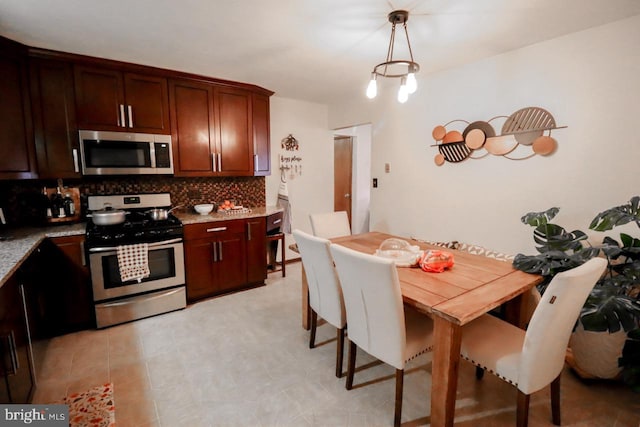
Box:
281 134 299 151
280 134 302 180
431 107 567 166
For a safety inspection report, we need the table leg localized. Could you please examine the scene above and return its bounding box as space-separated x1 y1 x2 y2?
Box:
503 293 526 328
301 264 310 330
431 317 462 427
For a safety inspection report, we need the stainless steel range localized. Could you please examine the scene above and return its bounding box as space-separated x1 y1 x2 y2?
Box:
86 193 186 328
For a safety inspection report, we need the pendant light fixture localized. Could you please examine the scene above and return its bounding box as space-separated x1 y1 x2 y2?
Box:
366 10 419 103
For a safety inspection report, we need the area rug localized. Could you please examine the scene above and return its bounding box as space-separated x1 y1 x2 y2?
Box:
63 383 115 427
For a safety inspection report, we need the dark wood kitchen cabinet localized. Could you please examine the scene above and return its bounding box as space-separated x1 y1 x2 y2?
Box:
252 93 271 176
184 219 247 302
170 79 271 177
18 238 93 339
74 65 170 133
0 275 35 403
48 236 94 333
169 79 216 176
0 37 37 180
29 58 81 178
215 86 253 176
170 80 253 177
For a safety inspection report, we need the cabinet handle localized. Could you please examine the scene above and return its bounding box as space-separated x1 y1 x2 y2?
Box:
273 219 282 225
211 153 216 172
254 154 258 172
80 240 86 266
128 105 134 128
247 222 252 241
212 241 217 262
217 153 222 172
72 148 80 173
1 331 19 375
119 104 126 127
218 241 223 261
206 226 227 233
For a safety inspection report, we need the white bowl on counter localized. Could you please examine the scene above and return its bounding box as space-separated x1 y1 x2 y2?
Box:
194 204 214 215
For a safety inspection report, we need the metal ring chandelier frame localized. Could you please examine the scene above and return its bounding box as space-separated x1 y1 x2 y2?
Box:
367 10 420 103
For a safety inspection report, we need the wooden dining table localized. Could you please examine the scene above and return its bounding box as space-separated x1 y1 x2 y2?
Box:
299 232 542 427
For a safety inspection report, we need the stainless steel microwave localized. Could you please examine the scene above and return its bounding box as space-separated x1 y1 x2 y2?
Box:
78 130 174 175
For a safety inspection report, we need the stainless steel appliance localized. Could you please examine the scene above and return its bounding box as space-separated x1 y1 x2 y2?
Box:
86 193 186 328
79 130 173 175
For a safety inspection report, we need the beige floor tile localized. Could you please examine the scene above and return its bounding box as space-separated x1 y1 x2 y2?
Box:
31 263 640 426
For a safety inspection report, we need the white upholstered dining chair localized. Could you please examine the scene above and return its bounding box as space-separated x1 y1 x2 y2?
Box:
460 257 607 427
309 211 351 239
329 244 434 427
293 229 347 378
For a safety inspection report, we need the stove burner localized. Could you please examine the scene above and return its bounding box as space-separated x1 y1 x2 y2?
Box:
86 211 183 247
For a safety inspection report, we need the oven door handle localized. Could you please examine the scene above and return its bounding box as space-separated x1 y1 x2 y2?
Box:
88 238 183 253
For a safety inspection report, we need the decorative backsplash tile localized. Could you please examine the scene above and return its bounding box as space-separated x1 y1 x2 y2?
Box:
0 176 265 226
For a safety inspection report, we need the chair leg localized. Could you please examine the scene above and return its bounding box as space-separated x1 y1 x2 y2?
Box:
516 390 530 427
309 310 317 349
551 374 561 425
336 326 346 378
394 369 404 427
475 366 485 379
346 339 357 390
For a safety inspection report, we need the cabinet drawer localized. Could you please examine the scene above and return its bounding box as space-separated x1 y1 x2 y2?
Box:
184 219 245 240
266 211 283 233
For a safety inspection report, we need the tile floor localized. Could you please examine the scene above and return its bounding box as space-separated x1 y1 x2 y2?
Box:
32 261 640 426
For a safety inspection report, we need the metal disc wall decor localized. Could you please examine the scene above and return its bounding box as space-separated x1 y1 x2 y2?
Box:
430 107 566 166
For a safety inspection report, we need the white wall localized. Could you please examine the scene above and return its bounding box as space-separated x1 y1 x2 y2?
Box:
328 15 640 256
266 96 333 260
333 123 372 235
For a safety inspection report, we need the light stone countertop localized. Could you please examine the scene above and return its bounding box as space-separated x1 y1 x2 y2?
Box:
0 206 283 288
176 206 283 225
0 222 86 288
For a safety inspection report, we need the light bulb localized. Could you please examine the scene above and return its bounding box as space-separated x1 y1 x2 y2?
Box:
406 72 417 94
366 76 377 99
397 77 409 103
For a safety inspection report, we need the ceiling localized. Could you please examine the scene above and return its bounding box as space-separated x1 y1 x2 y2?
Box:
2 0 640 105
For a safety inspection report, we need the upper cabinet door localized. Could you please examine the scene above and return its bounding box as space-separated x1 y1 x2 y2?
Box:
169 79 216 176
74 66 124 130
30 59 80 179
252 93 271 176
0 44 37 180
74 66 169 133
123 73 170 133
214 86 253 176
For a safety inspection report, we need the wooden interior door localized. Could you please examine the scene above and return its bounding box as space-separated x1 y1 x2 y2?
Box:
334 136 353 224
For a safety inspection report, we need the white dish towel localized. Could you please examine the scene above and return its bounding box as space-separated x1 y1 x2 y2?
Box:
117 243 150 283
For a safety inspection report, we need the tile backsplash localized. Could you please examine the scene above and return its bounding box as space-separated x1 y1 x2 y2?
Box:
0 176 265 226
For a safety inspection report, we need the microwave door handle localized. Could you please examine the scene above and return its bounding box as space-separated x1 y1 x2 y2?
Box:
150 142 157 168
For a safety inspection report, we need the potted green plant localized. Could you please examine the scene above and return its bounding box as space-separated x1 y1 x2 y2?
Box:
513 199 640 384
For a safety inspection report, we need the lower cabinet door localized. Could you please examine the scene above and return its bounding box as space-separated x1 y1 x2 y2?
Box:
0 276 34 404
215 232 246 292
184 239 218 302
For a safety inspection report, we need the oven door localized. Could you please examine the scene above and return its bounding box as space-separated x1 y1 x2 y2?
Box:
89 239 185 301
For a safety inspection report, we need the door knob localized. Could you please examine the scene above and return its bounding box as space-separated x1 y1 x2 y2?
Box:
344 194 350 198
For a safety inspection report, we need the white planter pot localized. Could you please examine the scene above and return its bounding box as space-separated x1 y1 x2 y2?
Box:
569 322 627 379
